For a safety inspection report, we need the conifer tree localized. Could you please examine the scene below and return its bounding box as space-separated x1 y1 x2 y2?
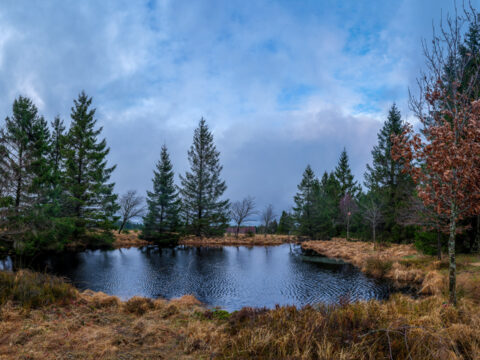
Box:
48 116 66 217
63 91 118 243
180 118 229 236
0 96 57 253
317 171 341 238
364 104 413 239
142 145 180 241
277 210 294 235
294 165 320 238
334 148 360 197
2 96 47 210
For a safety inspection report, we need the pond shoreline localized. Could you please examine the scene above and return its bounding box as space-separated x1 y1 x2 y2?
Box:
301 238 450 297
3 261 480 358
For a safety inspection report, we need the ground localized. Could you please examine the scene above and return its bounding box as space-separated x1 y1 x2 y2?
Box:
3 237 480 359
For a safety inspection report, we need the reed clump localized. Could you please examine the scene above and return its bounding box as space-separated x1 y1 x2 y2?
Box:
0 270 77 309
217 294 480 360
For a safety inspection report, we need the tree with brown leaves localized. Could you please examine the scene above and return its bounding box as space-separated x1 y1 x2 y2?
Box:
393 5 480 305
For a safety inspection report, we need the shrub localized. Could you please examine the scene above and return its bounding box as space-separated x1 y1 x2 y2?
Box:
202 309 231 320
125 296 154 315
364 257 393 277
414 231 441 256
0 270 76 309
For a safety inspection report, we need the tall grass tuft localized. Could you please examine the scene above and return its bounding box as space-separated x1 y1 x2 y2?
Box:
0 270 77 309
218 295 480 359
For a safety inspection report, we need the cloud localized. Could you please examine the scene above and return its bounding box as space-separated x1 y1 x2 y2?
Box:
0 0 460 217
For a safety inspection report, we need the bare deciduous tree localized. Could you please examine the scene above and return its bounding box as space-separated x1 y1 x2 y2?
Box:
118 190 145 233
230 196 256 237
398 196 445 260
261 204 276 237
361 195 383 246
339 193 358 241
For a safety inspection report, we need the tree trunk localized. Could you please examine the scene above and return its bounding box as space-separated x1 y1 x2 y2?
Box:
236 225 240 238
346 217 349 241
372 223 376 250
437 230 442 260
448 210 457 306
118 219 126 234
476 214 480 253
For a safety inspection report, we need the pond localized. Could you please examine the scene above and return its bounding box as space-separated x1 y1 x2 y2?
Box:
1 244 394 311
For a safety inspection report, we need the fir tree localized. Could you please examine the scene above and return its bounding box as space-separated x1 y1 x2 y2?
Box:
48 116 66 217
277 211 294 235
2 96 46 210
334 148 360 197
293 165 320 238
364 104 413 240
63 91 118 244
317 171 341 238
50 116 66 177
180 118 229 236
0 96 58 253
142 145 180 241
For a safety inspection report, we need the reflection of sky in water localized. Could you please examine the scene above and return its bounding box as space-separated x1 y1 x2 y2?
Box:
5 244 393 312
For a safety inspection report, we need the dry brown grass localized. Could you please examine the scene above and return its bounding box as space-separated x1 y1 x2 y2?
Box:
0 288 221 359
302 238 480 301
112 231 152 249
302 238 427 286
179 233 296 247
3 269 480 359
218 294 480 360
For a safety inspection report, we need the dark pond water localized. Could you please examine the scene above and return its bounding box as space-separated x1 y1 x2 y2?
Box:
1 244 395 311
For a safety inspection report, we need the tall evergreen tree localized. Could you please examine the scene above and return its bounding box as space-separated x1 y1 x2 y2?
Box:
180 118 229 236
0 96 57 253
316 171 341 238
277 210 294 235
48 116 66 217
334 148 360 197
364 104 413 240
142 145 180 241
1 96 46 210
293 165 320 238
63 91 118 244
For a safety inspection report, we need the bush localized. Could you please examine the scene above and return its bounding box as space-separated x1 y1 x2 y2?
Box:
125 296 154 315
414 231 441 256
0 270 76 309
202 308 231 320
364 257 393 277
246 231 255 238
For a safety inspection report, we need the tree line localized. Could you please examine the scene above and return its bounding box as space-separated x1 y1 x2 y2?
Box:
1 4 479 306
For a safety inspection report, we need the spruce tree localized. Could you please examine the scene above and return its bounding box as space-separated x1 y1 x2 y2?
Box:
49 116 66 217
277 211 293 235
142 145 180 241
316 171 341 238
2 96 46 210
0 96 59 253
293 165 320 238
364 104 413 240
180 118 229 236
63 91 118 244
334 148 360 197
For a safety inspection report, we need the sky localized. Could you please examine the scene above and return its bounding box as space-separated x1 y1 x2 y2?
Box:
0 0 471 221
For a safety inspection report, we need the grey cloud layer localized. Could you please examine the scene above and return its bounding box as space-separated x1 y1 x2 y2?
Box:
0 0 458 217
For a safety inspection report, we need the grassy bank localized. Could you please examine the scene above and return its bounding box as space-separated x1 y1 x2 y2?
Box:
110 232 295 249
112 231 153 249
302 238 480 301
178 234 295 247
2 270 480 359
